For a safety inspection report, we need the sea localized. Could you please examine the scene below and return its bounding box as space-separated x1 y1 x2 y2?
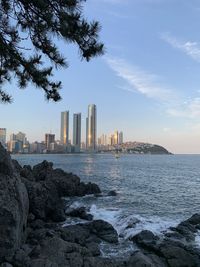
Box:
12 153 200 258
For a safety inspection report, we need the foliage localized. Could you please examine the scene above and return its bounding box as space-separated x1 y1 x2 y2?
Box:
0 0 104 102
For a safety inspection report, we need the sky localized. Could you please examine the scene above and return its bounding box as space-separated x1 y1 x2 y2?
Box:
2 0 200 153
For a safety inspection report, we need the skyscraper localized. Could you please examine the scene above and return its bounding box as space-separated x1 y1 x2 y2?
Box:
73 113 81 152
119 131 123 145
60 111 69 145
0 128 6 147
86 104 97 152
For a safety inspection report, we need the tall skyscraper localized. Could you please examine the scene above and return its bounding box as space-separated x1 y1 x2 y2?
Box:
119 131 123 145
0 128 6 147
86 104 97 152
60 111 69 145
73 113 81 152
114 130 119 145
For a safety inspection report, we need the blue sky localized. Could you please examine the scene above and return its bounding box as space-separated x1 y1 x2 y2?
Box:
2 0 200 153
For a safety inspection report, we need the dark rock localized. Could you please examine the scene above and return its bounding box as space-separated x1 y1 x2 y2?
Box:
60 224 91 245
131 230 159 252
126 217 140 229
127 251 167 267
0 263 13 267
0 143 14 175
65 206 93 221
12 159 22 173
88 220 118 243
20 165 35 181
0 145 29 261
186 213 200 226
32 160 53 181
28 258 58 267
85 242 101 256
159 240 200 267
108 190 117 196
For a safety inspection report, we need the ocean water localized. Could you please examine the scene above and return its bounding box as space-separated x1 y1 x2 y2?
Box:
12 153 200 257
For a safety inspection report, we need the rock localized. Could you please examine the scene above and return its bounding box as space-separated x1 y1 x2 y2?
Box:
32 160 53 181
0 263 13 267
107 190 117 196
126 217 140 229
65 207 93 221
88 220 118 243
186 213 200 226
0 144 29 261
131 230 159 252
20 165 35 181
22 179 65 222
159 240 200 267
0 143 14 175
28 258 58 267
12 159 22 173
60 224 91 245
127 251 167 267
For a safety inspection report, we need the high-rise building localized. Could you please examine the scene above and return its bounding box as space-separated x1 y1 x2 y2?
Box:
60 111 69 145
0 128 6 147
114 130 119 145
45 134 55 150
16 132 26 145
86 104 97 152
119 131 123 145
73 113 81 152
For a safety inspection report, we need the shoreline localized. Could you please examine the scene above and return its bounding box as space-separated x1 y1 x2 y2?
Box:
1 143 200 266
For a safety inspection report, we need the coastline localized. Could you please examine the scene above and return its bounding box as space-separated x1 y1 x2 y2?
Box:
1 144 200 266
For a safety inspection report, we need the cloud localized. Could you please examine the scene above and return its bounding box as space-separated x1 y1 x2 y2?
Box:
105 57 174 101
167 97 200 118
161 32 200 62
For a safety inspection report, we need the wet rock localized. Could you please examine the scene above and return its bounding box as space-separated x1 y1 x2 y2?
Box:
159 239 200 267
0 144 29 261
65 207 93 221
88 220 118 243
186 213 200 226
131 230 159 252
108 190 117 196
126 217 140 229
127 251 167 267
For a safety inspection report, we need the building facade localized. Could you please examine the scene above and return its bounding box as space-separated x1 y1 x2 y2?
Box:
86 104 97 152
60 111 69 145
0 128 6 147
73 113 81 152
45 134 55 150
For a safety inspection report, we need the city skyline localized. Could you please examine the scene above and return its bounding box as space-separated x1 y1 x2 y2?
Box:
2 1 200 153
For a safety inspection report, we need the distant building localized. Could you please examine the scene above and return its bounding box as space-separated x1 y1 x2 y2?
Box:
8 131 28 153
60 111 69 145
45 133 55 150
114 130 119 145
73 113 81 152
86 104 97 152
0 128 6 147
119 131 123 145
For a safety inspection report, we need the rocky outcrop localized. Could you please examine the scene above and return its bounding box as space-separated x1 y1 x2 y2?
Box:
0 143 29 262
130 214 200 267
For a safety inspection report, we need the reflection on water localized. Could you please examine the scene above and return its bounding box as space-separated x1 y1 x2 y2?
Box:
12 153 200 221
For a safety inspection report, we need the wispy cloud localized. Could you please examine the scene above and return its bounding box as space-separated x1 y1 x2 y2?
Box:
167 97 200 118
161 32 200 62
105 57 173 101
105 56 200 120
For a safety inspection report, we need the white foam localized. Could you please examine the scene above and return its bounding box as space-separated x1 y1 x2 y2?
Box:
90 204 120 225
195 231 200 247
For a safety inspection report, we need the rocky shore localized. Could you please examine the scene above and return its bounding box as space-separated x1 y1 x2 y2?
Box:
1 143 200 267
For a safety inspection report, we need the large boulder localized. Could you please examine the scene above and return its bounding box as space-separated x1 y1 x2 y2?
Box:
131 230 159 252
0 144 29 261
87 220 118 243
